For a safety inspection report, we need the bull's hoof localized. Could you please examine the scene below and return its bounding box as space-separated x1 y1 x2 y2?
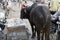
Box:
31 36 35 38
37 38 40 40
31 34 36 38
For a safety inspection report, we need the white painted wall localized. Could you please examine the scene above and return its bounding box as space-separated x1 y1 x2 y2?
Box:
7 1 20 19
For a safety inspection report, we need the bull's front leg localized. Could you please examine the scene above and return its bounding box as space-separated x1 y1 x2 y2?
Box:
31 24 36 38
37 30 40 40
45 30 50 40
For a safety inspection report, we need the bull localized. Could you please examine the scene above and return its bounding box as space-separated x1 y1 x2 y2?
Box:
21 3 51 40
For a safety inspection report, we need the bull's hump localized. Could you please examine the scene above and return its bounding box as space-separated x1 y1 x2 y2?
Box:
37 3 48 7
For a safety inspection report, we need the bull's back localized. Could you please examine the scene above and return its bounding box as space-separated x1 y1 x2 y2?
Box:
30 6 51 27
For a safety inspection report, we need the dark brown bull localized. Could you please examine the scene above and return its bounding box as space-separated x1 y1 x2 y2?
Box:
21 3 51 40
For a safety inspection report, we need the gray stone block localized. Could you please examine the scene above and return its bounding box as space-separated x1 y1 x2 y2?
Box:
7 31 28 40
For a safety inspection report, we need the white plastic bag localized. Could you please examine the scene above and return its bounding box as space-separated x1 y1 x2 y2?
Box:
0 12 5 18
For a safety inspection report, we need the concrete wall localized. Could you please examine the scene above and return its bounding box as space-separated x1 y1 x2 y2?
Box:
7 0 22 19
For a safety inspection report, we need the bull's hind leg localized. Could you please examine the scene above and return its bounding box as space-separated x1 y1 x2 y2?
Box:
41 30 45 40
45 30 50 40
41 32 44 40
45 23 50 40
